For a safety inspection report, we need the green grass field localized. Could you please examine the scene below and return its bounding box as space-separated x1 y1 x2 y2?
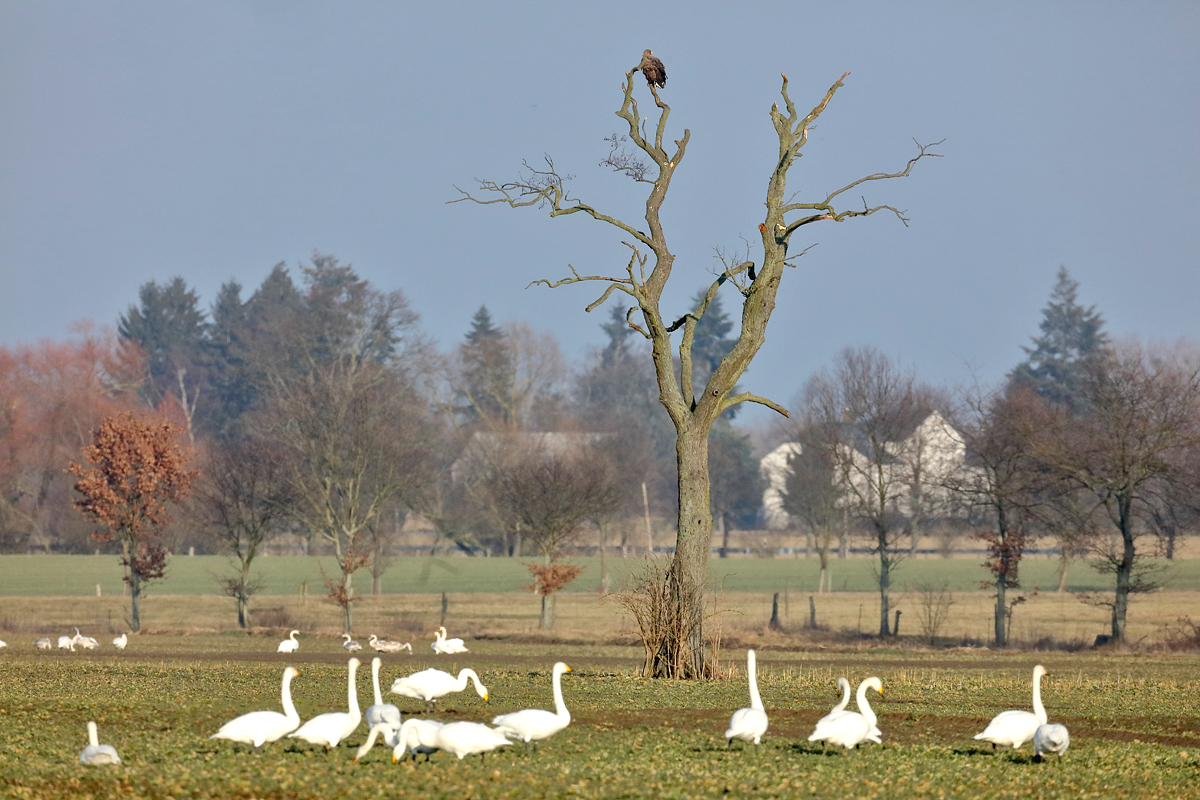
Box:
2 553 1198 597
1 640 1198 799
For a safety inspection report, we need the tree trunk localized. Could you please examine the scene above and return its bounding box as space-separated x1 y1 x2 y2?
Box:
876 526 891 636
238 559 251 628
1112 500 1135 641
654 427 712 679
817 535 830 594
343 569 354 634
1057 553 1070 593
994 571 1008 647
1165 524 1177 560
718 514 729 559
129 569 142 633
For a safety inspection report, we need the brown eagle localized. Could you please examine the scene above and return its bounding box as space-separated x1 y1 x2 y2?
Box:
638 49 667 88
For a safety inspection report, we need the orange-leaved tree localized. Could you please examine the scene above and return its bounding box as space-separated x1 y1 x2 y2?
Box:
69 410 197 631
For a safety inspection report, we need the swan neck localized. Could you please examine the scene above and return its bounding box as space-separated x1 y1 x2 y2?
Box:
856 681 877 726
372 659 384 705
1032 669 1046 723
348 662 361 716
747 651 764 711
552 666 570 720
87 722 99 747
281 670 299 720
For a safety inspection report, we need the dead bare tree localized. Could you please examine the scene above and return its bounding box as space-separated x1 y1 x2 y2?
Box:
455 67 939 676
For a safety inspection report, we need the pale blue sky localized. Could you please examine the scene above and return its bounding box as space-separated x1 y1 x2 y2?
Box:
2 2 1197 422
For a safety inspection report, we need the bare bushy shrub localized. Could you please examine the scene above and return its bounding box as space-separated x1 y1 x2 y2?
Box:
916 582 954 645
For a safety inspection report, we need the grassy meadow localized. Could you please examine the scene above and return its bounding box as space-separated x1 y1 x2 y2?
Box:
2 554 1199 798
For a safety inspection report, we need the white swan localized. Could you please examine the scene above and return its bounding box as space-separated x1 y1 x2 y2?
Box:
808 677 883 750
289 658 363 749
388 718 445 762
211 666 301 751
814 677 852 728
365 657 402 731
57 635 75 651
73 627 100 650
0 639 6 649
113 633 128 650
389 667 488 713
79 721 121 765
974 665 1047 750
277 630 300 653
35 637 52 650
492 662 572 751
342 633 362 653
432 627 468 654
1033 722 1070 761
395 720 509 763
724 650 769 748
368 634 412 654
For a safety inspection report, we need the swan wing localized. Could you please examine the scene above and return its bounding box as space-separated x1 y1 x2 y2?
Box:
975 710 1040 748
364 703 402 730
725 707 769 744
492 709 567 742
808 710 871 749
212 710 296 746
80 745 121 765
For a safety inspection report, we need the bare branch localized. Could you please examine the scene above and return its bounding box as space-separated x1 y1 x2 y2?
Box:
601 133 654 182
718 392 790 417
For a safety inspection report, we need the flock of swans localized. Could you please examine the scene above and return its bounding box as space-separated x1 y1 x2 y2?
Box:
207 654 567 765
725 651 1069 761
71 626 1069 769
26 628 127 653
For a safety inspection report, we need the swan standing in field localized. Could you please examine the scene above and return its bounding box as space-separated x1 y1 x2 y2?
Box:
35 637 52 650
356 718 445 762
1033 722 1070 761
112 633 128 650
73 628 99 650
390 667 488 713
369 634 412 654
277 630 300 653
395 720 509 763
814 676 882 744
289 658 363 749
432 627 469 654
724 650 768 749
211 666 301 751
974 665 1047 751
807 677 883 750
79 721 121 765
342 633 362 653
492 662 572 752
57 635 75 652
365 657 402 732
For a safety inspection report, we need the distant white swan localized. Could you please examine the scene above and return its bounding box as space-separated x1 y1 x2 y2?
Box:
395 720 509 763
493 662 572 751
432 627 468 654
57 635 75 652
369 634 412 654
79 721 121 765
1033 722 1070 761
35 637 52 650
724 650 768 748
390 667 488 713
289 658 362 749
807 677 883 750
277 630 300 653
73 627 99 650
112 633 128 651
342 633 362 653
211 666 301 751
974 665 1047 750
0 639 6 649
365 657 402 732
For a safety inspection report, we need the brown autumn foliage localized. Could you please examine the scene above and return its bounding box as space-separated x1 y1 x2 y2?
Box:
69 410 198 630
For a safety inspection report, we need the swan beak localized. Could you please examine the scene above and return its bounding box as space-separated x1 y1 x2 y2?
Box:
565 666 572 672
483 693 490 701
392 756 398 764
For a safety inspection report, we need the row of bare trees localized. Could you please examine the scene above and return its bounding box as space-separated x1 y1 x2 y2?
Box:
782 341 1200 645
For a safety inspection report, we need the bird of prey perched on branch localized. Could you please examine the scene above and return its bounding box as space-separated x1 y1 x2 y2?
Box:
637 49 667 88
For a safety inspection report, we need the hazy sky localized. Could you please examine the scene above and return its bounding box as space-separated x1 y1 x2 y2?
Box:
2 3 1197 424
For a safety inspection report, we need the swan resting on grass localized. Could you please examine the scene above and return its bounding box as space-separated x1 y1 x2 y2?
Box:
112 633 128 650
724 650 768 748
974 665 1047 750
35 637 52 650
73 627 99 650
389 668 488 713
277 630 300 653
365 657 402 732
431 627 469 654
79 721 121 765
1033 723 1070 761
289 658 362 749
807 677 883 750
369 634 412 654
210 666 301 751
393 719 509 763
492 662 572 752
